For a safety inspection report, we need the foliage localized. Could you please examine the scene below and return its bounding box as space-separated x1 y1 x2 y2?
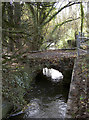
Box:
2 66 32 110
52 17 80 34
2 1 82 53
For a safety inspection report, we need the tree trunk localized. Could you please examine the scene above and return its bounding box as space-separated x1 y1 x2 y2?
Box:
86 2 89 33
7 3 14 52
14 3 22 49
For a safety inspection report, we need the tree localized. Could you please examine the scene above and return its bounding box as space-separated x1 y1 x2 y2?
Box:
23 1 81 50
80 2 84 34
2 1 81 55
24 2 56 51
2 2 23 52
86 1 89 33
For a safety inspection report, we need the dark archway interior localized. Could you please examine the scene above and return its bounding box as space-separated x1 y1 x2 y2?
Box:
34 66 73 102
35 65 73 85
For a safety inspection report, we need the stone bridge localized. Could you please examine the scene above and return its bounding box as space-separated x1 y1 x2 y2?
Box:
22 49 77 82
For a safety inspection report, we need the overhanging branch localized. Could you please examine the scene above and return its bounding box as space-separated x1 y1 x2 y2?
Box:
42 1 81 26
52 17 80 34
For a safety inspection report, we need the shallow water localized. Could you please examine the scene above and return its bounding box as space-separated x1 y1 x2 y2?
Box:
7 70 71 119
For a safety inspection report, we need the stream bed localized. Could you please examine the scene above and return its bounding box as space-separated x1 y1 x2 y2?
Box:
3 68 72 119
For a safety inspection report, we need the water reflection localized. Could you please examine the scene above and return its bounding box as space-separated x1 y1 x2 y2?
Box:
43 68 63 82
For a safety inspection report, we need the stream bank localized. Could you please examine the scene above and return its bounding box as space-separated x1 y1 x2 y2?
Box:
66 54 89 119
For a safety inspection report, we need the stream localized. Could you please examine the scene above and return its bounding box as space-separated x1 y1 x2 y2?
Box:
3 68 72 119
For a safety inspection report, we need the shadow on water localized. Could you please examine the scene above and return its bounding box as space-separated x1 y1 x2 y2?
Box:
3 68 72 119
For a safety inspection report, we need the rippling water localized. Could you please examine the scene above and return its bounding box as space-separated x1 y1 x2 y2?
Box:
25 100 66 118
6 70 71 119
24 84 68 118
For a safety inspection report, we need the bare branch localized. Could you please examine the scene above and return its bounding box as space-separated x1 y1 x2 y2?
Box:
42 1 81 26
52 17 80 33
